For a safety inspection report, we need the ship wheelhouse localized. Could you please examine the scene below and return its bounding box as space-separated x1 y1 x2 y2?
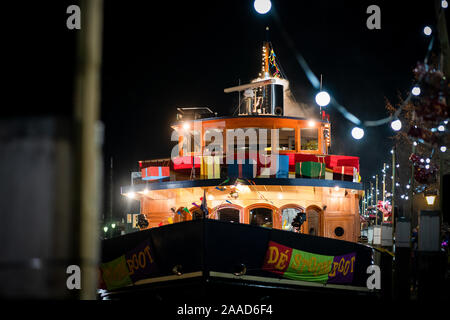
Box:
121 41 363 243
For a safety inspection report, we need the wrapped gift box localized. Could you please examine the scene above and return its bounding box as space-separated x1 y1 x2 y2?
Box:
172 156 201 171
326 155 359 171
141 166 170 181
228 160 256 179
295 161 325 179
258 167 272 178
200 156 221 179
256 154 289 178
336 158 360 172
333 166 357 182
325 168 333 180
276 155 289 178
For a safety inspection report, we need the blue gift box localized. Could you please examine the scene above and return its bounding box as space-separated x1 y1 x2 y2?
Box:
276 155 289 178
227 159 256 179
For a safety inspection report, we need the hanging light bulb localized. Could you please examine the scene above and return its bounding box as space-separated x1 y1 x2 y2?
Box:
391 119 402 131
254 0 272 14
315 91 331 107
412 86 421 96
351 127 364 140
442 0 449 9
441 146 447 152
437 125 445 132
413 141 418 146
423 26 432 36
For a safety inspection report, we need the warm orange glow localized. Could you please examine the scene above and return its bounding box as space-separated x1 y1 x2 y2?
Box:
425 195 436 206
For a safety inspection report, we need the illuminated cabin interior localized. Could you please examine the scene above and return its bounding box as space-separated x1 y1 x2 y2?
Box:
121 41 362 243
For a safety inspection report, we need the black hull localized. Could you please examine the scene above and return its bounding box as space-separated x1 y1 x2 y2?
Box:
100 220 386 301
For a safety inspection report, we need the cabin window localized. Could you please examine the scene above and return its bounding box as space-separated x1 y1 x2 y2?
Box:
181 130 201 155
300 128 318 150
249 207 273 228
204 128 224 154
281 207 304 232
278 128 295 151
217 208 240 223
227 128 272 154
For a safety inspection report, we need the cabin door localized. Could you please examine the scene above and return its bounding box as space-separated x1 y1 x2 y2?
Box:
306 208 320 236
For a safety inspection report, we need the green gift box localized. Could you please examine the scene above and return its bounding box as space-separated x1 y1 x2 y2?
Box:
295 161 325 179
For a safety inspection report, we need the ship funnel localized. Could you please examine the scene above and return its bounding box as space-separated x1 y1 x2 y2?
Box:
224 39 288 116
265 83 284 116
224 78 286 116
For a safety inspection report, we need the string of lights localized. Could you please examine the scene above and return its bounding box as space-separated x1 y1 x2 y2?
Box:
264 1 447 140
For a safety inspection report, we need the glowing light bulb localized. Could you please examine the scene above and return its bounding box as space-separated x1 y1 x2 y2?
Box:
413 141 418 146
351 127 364 140
315 91 331 107
425 195 436 205
426 158 430 163
254 0 272 14
412 86 421 96
441 146 447 152
183 123 191 130
128 192 135 199
423 26 432 36
438 125 445 132
308 120 316 127
391 119 402 131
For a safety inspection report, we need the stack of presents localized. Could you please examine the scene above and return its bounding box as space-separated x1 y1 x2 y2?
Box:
138 154 360 183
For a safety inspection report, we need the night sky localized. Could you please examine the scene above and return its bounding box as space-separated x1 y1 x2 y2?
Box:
5 1 442 220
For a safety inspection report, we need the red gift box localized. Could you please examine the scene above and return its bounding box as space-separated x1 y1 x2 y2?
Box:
326 155 359 171
333 166 356 175
333 166 357 181
141 166 170 180
336 157 360 172
172 156 201 171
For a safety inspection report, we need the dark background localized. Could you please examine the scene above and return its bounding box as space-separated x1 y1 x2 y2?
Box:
3 1 442 222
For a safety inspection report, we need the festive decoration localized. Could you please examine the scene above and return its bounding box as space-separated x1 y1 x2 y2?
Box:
409 153 438 184
268 48 281 78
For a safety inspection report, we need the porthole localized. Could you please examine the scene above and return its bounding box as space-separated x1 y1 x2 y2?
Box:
334 227 344 237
